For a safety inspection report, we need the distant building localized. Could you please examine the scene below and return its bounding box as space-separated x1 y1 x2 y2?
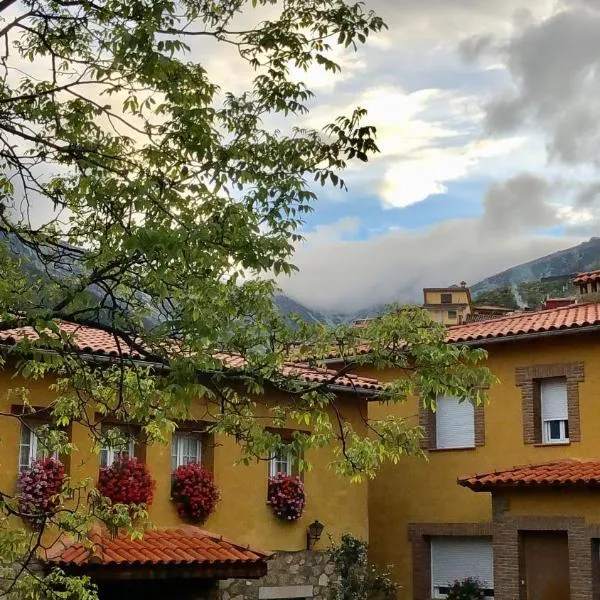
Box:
422 282 472 325
574 269 600 296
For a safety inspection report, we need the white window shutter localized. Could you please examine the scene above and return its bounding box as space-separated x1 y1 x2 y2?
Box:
540 378 568 421
431 537 493 592
436 396 475 449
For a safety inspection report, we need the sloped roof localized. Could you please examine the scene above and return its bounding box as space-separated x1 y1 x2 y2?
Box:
0 321 383 392
446 302 600 344
574 270 600 284
43 526 271 569
459 459 600 491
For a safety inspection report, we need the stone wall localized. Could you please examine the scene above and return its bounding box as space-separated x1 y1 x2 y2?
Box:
219 550 336 600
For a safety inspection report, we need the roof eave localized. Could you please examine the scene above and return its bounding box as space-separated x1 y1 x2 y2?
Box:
449 323 600 347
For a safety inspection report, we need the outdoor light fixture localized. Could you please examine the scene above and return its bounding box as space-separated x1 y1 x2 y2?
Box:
306 519 325 550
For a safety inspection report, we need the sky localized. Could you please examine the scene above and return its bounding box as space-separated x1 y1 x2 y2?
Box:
7 0 600 314
264 0 600 313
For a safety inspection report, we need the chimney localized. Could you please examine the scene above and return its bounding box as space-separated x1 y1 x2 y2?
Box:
460 281 467 288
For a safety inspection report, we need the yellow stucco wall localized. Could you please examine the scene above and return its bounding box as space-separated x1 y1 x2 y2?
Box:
423 290 470 306
504 488 600 523
0 370 368 552
362 332 600 598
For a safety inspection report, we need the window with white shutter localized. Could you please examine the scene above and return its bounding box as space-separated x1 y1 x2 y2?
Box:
540 378 569 444
435 395 475 449
431 537 494 598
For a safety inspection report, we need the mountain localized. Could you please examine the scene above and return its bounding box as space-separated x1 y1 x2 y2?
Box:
273 294 334 325
9 231 600 325
471 237 600 299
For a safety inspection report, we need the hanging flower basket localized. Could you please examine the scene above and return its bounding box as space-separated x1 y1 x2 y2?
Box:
98 455 156 506
267 473 305 521
171 463 220 523
18 457 66 528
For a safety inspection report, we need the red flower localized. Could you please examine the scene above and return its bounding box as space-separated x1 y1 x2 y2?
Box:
267 474 305 521
171 463 219 523
18 457 66 528
98 455 155 506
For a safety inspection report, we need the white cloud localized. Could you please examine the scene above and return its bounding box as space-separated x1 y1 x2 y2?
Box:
280 171 587 312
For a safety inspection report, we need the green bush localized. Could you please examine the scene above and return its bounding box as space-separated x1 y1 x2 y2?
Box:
445 577 485 600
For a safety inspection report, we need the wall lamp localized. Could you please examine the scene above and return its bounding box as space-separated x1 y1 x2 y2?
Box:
306 519 324 550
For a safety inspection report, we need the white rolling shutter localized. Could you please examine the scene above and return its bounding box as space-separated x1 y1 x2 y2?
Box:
540 378 568 421
431 537 493 597
435 395 475 449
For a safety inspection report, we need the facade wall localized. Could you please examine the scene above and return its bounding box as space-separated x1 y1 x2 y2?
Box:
0 369 368 553
490 490 600 600
423 290 470 306
219 550 336 600
363 332 600 598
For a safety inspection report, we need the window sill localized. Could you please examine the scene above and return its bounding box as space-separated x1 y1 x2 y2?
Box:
429 446 476 453
534 441 571 447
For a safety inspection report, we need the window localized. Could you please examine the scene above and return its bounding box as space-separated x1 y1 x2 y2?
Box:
541 378 569 444
19 423 53 472
435 395 475 449
440 293 452 304
431 537 494 598
447 310 457 320
269 446 293 477
99 425 135 468
171 433 202 470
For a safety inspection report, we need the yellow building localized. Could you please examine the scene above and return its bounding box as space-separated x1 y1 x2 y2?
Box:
422 283 472 325
0 323 375 600
350 294 600 600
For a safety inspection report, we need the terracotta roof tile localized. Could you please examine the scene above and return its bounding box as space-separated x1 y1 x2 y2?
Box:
446 302 600 344
0 322 382 392
213 352 383 392
574 270 600 284
0 321 144 358
43 526 271 567
459 459 600 491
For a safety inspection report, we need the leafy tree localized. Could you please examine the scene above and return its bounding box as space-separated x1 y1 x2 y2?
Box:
328 533 396 600
473 287 518 309
0 0 493 597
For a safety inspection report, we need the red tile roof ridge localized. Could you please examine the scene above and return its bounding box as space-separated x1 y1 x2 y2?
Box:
448 302 588 329
446 301 600 343
42 525 272 567
0 324 383 393
458 458 600 491
166 525 272 557
574 269 600 283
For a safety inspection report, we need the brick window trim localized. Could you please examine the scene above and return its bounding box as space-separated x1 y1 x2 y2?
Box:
408 522 493 600
491 494 598 600
515 362 584 445
418 401 485 451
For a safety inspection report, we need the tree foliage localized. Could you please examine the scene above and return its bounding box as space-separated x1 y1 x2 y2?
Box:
328 533 396 600
0 0 494 597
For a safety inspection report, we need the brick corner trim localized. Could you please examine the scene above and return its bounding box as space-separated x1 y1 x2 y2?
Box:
515 361 584 445
408 522 492 600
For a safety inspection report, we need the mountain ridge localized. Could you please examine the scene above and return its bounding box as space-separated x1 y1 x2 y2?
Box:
278 237 600 322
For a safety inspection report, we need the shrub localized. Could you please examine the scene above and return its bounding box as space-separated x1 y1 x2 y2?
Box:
98 455 155 506
446 577 485 600
267 473 305 521
18 457 66 527
328 533 397 600
171 462 220 522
